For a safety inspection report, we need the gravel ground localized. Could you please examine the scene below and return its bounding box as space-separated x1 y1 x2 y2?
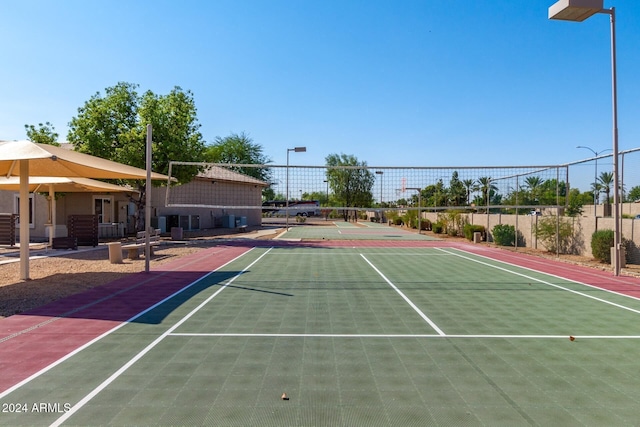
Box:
0 227 284 319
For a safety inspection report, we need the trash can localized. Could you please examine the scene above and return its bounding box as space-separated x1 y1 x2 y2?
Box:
107 242 123 264
171 227 183 240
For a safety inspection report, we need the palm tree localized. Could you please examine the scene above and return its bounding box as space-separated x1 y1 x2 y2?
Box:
476 176 498 210
598 171 613 204
524 176 544 204
462 179 475 205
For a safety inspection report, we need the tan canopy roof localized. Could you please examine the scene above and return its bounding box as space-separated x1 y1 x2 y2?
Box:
0 140 170 181
0 139 170 280
0 176 139 193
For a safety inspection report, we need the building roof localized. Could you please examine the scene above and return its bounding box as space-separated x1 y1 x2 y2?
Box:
196 165 268 187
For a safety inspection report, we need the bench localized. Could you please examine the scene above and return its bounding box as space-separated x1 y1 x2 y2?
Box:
121 229 161 260
237 225 248 233
52 237 78 250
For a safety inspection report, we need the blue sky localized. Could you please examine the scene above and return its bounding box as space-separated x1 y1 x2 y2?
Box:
2 0 639 191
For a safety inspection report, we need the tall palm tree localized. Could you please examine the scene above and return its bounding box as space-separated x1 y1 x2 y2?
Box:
598 171 613 204
462 179 475 205
524 176 544 204
476 176 498 208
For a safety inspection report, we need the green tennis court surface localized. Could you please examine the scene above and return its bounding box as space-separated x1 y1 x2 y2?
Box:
3 245 640 426
279 221 440 241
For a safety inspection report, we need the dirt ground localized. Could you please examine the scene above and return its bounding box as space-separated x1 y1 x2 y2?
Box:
0 224 636 319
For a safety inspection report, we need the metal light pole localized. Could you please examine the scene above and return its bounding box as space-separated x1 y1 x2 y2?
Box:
550 0 621 275
577 145 612 217
323 179 329 220
286 147 306 229
375 171 384 205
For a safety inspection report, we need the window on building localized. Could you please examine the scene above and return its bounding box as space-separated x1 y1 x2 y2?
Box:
93 196 113 224
14 194 34 228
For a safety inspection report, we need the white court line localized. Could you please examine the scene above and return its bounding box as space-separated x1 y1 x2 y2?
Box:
50 247 273 427
169 332 640 339
437 247 640 316
360 254 446 336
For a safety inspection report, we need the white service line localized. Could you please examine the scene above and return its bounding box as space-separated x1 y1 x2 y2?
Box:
437 248 640 316
360 254 445 336
169 332 640 339
50 247 273 427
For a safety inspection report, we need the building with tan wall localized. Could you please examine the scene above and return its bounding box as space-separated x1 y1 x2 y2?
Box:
150 166 268 231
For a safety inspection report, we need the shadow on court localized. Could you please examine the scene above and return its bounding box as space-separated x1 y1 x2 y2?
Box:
14 269 249 325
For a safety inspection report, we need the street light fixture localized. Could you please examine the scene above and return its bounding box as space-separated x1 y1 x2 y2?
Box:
286 147 306 229
576 145 612 218
549 0 621 276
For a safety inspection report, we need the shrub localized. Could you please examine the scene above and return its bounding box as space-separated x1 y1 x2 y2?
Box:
386 211 399 224
534 216 577 254
591 229 614 263
432 222 444 234
420 218 432 231
492 224 515 246
436 210 467 237
464 224 486 241
403 210 418 229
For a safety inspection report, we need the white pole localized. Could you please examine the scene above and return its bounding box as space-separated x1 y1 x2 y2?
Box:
49 184 55 248
145 124 152 273
19 160 29 280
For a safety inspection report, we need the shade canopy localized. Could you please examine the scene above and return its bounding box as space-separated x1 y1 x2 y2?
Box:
0 139 169 280
0 140 170 181
0 176 139 193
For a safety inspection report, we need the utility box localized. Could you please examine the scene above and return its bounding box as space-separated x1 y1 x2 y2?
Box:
222 215 235 228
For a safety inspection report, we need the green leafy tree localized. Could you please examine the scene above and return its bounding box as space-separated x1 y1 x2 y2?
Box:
627 185 640 203
24 122 60 146
204 132 272 183
565 188 590 217
302 191 330 206
433 179 447 207
535 179 567 206
68 82 207 230
448 172 466 206
325 153 374 221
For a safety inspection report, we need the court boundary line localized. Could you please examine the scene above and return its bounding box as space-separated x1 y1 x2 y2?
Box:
360 253 446 336
168 332 640 339
51 247 273 427
437 247 640 315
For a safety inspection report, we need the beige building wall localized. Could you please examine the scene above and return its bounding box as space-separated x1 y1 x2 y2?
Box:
0 190 133 241
151 178 264 229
